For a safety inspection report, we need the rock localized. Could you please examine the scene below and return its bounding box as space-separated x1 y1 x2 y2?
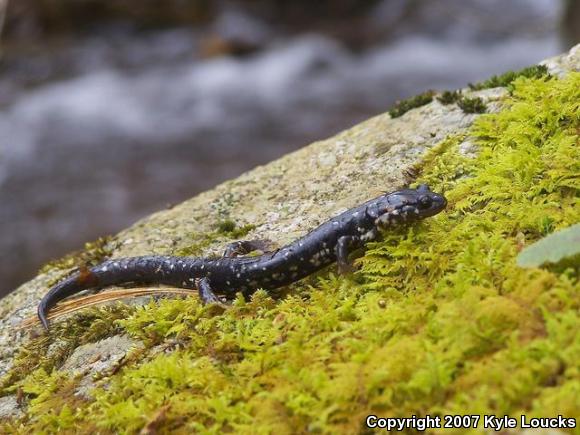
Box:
458 139 478 158
542 43 580 78
0 44 578 425
2 44 579 364
0 395 22 419
60 335 144 398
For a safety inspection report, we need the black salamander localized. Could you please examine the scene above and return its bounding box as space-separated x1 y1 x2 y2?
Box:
38 184 446 329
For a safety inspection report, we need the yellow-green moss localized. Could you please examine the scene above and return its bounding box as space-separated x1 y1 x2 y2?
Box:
3 73 579 433
0 304 133 396
6 369 89 434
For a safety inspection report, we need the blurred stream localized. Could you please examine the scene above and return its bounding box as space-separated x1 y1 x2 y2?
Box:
0 0 571 296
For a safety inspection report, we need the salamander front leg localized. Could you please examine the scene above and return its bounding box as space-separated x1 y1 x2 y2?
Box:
196 277 222 304
222 239 275 258
335 235 361 274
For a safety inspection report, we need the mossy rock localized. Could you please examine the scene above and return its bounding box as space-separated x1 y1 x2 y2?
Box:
1 44 579 433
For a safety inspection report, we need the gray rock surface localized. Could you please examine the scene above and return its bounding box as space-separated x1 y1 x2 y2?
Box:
542 43 580 77
0 395 22 419
60 334 144 398
1 44 578 381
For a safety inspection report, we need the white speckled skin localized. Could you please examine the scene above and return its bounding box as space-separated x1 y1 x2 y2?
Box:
38 185 446 329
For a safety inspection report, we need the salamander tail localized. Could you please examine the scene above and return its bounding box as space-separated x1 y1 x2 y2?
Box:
37 300 50 330
36 255 204 329
37 272 88 330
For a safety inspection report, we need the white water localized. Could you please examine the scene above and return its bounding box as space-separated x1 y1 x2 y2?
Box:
0 0 567 294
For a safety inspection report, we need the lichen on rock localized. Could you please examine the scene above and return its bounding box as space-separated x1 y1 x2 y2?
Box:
0 45 579 433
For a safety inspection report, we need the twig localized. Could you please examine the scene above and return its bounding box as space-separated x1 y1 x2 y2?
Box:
17 286 198 329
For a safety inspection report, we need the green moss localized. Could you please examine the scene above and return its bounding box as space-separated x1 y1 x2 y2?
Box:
216 220 256 238
39 236 113 277
0 304 133 396
457 96 487 114
216 219 237 233
437 90 462 105
3 72 579 433
468 64 550 91
175 220 257 257
15 369 90 433
388 90 435 118
173 235 216 257
437 91 487 114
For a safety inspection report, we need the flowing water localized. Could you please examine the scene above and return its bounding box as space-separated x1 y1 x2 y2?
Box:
0 0 569 296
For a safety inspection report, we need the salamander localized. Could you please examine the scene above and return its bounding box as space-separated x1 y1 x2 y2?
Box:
37 184 446 329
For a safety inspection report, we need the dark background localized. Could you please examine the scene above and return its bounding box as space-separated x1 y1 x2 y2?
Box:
0 0 578 297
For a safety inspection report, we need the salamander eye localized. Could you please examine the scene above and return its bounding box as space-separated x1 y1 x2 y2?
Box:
418 195 432 209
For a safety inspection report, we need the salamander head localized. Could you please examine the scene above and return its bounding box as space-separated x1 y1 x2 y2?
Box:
374 184 447 228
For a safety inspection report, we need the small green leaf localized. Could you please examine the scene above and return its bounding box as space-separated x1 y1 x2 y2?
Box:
517 224 580 268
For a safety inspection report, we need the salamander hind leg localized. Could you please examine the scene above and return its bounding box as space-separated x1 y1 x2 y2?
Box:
222 239 276 258
196 277 224 305
335 235 360 275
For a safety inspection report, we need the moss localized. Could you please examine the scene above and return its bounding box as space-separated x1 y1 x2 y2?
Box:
216 219 237 233
437 90 462 105
388 90 435 118
0 304 133 396
468 64 550 91
13 369 91 433
175 220 257 257
173 235 216 257
436 90 487 114
2 72 579 433
38 236 113 278
216 220 256 238
457 96 487 114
